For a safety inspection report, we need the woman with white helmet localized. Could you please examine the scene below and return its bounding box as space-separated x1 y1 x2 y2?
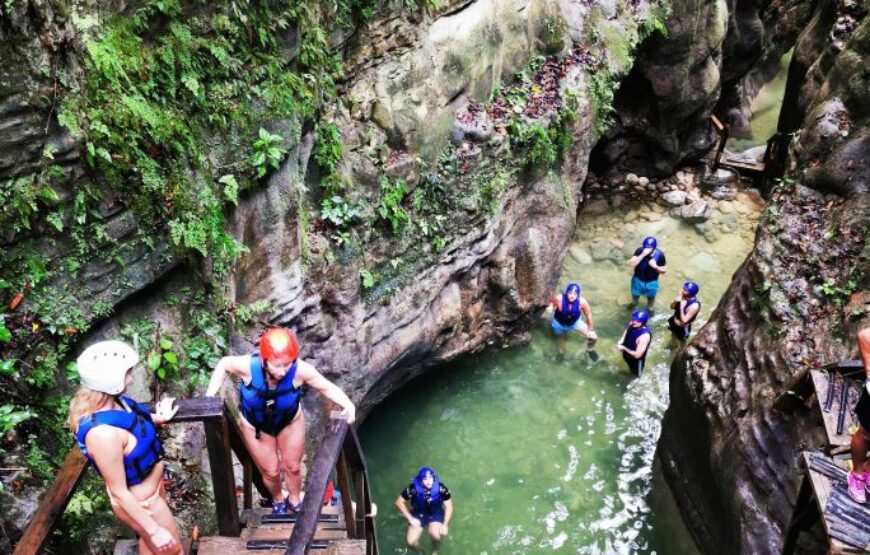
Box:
67 340 181 554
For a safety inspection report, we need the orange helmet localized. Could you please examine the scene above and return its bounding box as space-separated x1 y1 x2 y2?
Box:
259 328 299 361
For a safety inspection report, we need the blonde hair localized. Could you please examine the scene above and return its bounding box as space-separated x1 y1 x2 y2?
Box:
67 387 112 434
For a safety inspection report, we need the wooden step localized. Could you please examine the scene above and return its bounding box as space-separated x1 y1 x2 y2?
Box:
114 537 365 554
241 523 347 541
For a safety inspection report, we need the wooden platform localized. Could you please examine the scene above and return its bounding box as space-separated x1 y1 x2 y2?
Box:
810 370 863 449
781 452 870 554
113 506 366 554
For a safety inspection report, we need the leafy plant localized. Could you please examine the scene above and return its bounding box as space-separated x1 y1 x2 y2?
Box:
320 195 362 228
250 128 288 178
0 404 34 436
147 336 179 381
377 177 409 234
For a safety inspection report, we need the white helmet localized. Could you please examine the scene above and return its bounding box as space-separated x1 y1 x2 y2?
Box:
76 340 139 395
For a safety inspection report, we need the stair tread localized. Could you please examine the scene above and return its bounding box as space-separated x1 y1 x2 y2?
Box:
242 525 347 541
114 536 364 554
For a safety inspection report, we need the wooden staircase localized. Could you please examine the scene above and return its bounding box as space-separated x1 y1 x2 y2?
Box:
113 506 366 554
15 398 378 555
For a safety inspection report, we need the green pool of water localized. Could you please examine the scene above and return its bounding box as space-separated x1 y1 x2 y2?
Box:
359 196 761 554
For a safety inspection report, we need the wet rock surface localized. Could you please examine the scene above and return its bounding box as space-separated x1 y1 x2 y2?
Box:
657 14 869 555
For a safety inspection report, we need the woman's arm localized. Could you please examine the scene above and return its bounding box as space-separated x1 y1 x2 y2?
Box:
395 495 420 527
621 334 651 358
297 363 356 423
649 254 667 274
205 355 250 396
581 299 594 332
86 427 177 552
628 248 652 268
442 498 453 530
616 328 627 347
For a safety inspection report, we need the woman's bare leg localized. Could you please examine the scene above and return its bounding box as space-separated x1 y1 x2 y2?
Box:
239 419 284 501
277 411 306 505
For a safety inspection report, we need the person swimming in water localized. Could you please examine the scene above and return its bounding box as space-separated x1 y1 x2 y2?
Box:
668 281 701 343
617 310 652 377
549 283 598 357
396 467 453 554
627 236 667 310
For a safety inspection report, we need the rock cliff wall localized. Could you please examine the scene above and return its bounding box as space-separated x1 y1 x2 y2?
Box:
657 7 868 553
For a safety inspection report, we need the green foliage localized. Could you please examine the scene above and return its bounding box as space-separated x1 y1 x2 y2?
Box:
590 72 616 135
639 3 671 40
508 120 559 167
479 168 512 212
0 404 34 436
320 195 362 228
377 177 409 234
314 123 344 176
820 278 858 307
250 128 288 178
0 166 65 233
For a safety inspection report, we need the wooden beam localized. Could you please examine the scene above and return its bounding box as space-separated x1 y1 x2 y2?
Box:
138 397 225 422
13 450 89 555
286 417 349 555
710 114 725 132
204 414 241 536
335 453 357 539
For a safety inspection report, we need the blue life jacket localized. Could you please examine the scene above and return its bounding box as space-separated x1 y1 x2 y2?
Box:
624 324 651 361
412 475 443 515
554 295 582 326
634 249 665 282
239 352 302 436
673 297 700 333
75 396 163 487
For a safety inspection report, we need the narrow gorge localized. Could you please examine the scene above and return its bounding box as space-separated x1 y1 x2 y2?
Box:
0 0 866 553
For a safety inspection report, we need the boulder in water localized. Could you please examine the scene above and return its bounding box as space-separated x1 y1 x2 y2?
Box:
680 200 711 223
662 190 688 206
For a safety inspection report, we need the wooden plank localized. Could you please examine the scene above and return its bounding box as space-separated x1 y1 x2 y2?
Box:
286 417 349 555
335 453 357 539
137 397 225 422
810 371 861 448
326 540 367 555
801 453 867 554
204 415 241 536
245 526 347 541
821 359 865 375
13 450 88 555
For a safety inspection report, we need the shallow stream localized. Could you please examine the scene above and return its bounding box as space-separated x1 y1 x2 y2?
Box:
360 193 762 554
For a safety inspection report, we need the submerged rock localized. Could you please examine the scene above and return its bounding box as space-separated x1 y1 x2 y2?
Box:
680 200 711 223
662 190 688 206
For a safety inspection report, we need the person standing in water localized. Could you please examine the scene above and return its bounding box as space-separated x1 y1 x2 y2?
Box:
205 327 356 514
617 310 652 377
627 236 667 310
396 467 453 554
668 281 701 342
549 283 598 355
847 327 870 503
68 340 182 554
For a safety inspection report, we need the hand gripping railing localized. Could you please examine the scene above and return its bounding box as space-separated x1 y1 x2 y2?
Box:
13 397 268 555
284 414 379 555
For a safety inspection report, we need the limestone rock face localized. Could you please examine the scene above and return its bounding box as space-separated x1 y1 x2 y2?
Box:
657 13 869 555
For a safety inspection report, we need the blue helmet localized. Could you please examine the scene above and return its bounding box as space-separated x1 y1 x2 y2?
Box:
683 281 700 296
631 310 650 324
565 283 581 296
642 236 657 250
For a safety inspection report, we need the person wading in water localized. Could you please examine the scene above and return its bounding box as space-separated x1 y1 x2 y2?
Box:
627 236 667 310
395 467 453 554
667 281 701 343
617 310 652 377
549 283 598 358
206 327 356 514
69 340 181 554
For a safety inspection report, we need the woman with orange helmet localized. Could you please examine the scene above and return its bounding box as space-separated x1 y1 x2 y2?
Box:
205 327 355 514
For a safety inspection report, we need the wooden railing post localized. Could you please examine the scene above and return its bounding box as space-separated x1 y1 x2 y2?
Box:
335 452 357 539
203 409 240 536
12 450 88 555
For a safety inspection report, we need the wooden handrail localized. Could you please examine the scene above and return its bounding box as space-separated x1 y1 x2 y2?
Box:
12 450 88 555
285 418 379 555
